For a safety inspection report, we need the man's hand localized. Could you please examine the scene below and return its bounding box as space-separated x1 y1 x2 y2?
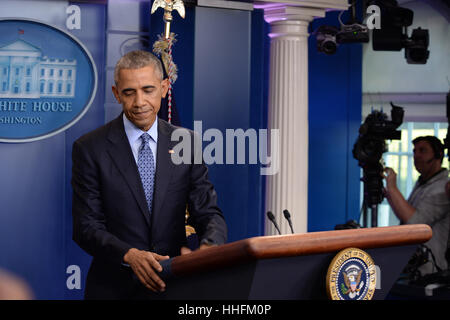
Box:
382 166 415 223
383 167 398 192
180 246 192 255
180 244 215 255
123 248 169 292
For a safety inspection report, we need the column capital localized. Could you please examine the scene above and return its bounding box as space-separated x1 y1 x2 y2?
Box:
254 0 349 23
269 19 310 39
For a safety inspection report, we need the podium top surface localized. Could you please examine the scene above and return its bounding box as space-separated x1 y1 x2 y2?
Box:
170 224 432 277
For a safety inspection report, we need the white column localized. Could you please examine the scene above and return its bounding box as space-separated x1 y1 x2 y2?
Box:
265 13 313 236
261 3 347 235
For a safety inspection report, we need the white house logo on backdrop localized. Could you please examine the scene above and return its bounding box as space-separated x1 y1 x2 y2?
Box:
0 39 77 98
0 19 97 143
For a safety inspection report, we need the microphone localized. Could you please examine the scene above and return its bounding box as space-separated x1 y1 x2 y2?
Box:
283 209 295 234
266 211 281 235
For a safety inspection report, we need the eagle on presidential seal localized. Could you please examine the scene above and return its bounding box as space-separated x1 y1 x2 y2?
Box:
340 264 364 299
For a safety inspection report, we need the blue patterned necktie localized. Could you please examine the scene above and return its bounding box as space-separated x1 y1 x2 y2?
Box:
137 133 155 214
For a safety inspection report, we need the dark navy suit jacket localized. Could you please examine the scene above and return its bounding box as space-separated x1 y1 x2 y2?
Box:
71 115 227 299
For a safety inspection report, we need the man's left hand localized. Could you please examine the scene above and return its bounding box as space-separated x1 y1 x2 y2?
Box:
180 244 214 255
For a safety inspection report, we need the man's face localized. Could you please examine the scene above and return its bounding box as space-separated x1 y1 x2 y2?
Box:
112 65 169 131
413 140 439 175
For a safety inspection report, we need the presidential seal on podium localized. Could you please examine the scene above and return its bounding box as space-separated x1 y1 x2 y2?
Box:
326 248 377 300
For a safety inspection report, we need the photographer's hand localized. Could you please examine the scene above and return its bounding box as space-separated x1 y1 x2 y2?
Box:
383 167 398 191
382 167 415 223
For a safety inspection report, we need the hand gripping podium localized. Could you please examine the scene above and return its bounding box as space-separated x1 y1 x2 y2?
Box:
160 224 431 300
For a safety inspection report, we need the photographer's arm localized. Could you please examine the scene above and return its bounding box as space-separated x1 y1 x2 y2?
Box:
383 167 415 223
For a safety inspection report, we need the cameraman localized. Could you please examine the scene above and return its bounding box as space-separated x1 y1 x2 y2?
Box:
383 136 450 275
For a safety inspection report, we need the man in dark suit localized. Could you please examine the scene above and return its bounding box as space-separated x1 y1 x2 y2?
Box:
71 50 227 299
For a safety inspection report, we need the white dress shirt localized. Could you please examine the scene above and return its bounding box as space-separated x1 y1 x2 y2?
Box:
123 113 158 170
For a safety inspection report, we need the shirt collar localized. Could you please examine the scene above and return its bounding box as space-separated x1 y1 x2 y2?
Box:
418 168 447 185
123 113 158 144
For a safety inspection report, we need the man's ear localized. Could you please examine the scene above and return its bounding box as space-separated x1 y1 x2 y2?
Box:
112 85 121 104
161 78 170 98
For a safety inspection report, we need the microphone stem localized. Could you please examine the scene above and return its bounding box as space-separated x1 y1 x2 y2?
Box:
274 224 281 235
288 222 294 234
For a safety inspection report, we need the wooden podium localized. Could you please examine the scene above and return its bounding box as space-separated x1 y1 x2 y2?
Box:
160 224 432 300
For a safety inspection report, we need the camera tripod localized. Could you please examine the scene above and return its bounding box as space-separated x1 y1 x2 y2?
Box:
361 202 379 228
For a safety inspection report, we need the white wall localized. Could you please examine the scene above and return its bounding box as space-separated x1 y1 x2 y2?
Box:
362 1 449 121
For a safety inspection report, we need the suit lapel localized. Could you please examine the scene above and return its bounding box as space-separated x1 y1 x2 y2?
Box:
106 115 151 226
152 119 176 223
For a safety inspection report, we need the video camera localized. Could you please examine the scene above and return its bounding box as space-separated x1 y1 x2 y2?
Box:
315 6 369 56
353 103 403 165
370 0 430 64
315 23 369 55
352 103 404 225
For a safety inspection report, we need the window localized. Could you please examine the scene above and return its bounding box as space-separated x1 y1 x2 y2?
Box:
369 122 449 227
40 82 45 93
3 67 7 75
2 82 7 92
66 83 72 94
26 67 31 76
48 82 53 93
57 82 62 93
68 70 72 78
59 69 63 77
41 69 45 77
15 68 20 76
49 69 54 77
26 82 30 92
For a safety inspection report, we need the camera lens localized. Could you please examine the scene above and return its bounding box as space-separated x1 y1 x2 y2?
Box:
322 40 337 55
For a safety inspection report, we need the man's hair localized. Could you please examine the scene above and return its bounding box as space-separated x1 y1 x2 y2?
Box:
412 135 445 162
114 50 164 84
